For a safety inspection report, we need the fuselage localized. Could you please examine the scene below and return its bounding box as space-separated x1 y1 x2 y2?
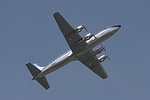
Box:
38 25 121 77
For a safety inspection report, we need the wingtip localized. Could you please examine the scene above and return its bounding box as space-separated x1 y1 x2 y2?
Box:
102 75 108 79
45 86 50 90
53 12 60 16
26 62 31 65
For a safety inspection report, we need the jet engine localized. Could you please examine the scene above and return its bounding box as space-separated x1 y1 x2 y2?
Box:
98 55 110 62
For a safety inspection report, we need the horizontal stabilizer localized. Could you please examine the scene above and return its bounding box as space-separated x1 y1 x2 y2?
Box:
33 63 45 71
36 76 50 90
26 62 50 90
26 62 41 77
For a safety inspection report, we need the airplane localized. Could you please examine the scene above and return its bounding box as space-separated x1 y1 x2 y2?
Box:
26 12 121 90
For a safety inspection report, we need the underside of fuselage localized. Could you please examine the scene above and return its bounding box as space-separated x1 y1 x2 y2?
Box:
39 26 120 77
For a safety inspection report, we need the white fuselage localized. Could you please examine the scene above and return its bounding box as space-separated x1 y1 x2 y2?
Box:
38 26 120 77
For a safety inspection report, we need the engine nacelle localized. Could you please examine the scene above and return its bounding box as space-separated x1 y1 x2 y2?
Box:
98 55 108 62
76 25 85 32
83 33 94 41
93 47 105 55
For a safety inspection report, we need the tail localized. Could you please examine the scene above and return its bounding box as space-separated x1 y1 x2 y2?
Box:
26 62 50 90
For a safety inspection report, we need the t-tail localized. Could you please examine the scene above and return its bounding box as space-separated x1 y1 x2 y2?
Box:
26 62 50 90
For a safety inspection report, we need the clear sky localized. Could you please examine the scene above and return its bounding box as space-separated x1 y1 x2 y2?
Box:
1 0 150 100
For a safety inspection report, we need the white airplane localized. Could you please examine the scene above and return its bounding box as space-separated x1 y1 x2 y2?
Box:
26 12 121 89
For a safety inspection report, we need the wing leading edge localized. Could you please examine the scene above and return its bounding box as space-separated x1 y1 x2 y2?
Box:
78 50 108 79
53 12 87 54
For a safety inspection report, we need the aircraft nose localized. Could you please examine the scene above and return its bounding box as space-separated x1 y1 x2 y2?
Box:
112 25 121 28
110 25 121 34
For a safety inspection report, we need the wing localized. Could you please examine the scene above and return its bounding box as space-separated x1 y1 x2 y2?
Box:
53 12 87 54
78 50 108 79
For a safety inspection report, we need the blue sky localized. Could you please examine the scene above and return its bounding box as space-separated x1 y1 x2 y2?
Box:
1 0 150 100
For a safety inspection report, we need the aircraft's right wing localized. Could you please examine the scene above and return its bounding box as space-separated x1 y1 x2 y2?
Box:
53 12 87 54
78 50 108 79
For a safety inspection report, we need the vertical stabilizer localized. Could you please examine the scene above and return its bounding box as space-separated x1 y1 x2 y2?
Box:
26 62 50 90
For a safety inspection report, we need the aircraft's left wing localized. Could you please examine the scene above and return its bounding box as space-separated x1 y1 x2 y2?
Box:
78 50 108 79
53 12 87 54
